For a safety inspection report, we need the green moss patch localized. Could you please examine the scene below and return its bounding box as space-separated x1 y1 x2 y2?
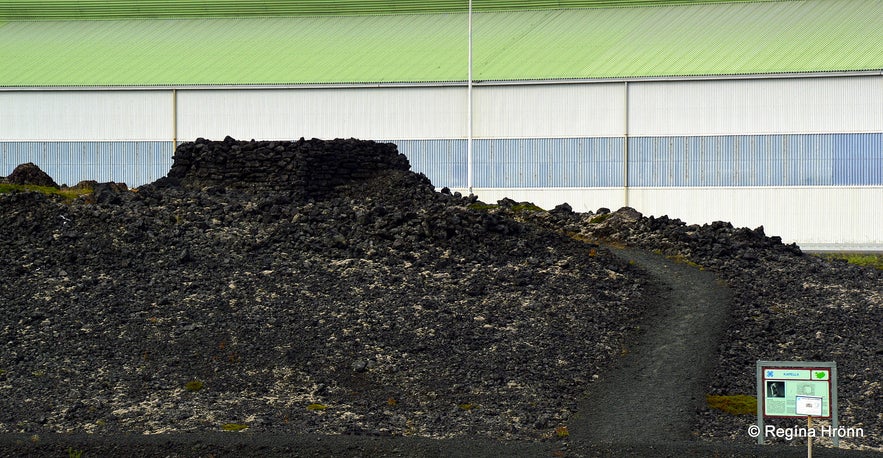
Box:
814 253 883 270
221 423 248 431
706 394 756 415
0 183 91 201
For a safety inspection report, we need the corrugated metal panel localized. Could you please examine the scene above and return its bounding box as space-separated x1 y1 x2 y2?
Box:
0 91 173 141
0 1 788 20
3 0 882 86
0 14 467 86
473 0 883 81
474 137 623 188
474 84 624 138
472 187 626 212
833 133 883 185
628 133 883 187
0 141 173 186
393 139 468 189
627 187 883 247
629 76 883 137
177 87 464 141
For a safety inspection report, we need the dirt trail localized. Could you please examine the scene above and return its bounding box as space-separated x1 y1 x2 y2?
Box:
569 246 733 445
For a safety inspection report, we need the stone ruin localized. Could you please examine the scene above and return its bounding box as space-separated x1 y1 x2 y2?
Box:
162 136 411 197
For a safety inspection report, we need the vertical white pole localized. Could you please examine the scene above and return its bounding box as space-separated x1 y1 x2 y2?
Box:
623 81 629 208
172 88 178 151
807 415 813 458
467 0 474 195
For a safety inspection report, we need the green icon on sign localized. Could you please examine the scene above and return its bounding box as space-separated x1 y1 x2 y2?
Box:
815 371 826 379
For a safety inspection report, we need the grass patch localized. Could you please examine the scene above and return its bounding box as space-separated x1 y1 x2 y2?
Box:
589 213 611 224
306 403 328 411
706 394 756 415
511 202 544 213
467 202 498 211
666 253 704 270
814 253 883 270
220 423 248 431
0 183 90 201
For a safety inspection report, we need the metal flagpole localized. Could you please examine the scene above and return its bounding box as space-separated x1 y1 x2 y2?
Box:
467 0 473 195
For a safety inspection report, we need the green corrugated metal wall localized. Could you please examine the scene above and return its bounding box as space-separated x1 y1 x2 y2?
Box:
1 0 783 20
1 0 880 86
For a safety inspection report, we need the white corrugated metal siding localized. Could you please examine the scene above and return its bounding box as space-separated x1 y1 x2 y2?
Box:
0 90 173 141
176 87 465 141
628 76 883 137
627 187 883 248
473 83 625 138
469 187 627 214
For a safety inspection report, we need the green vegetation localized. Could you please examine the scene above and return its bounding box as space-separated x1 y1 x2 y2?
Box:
68 447 84 458
306 403 328 411
555 426 570 438
0 183 91 201
467 201 544 213
184 380 204 392
706 394 756 415
457 403 476 411
813 253 883 271
511 202 544 213
467 202 498 212
666 253 704 271
589 213 611 224
220 423 248 431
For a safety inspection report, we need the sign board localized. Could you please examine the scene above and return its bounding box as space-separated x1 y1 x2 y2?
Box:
761 366 832 418
755 361 839 446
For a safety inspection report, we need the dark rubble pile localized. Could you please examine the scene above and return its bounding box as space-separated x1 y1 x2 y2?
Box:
538 206 882 450
0 138 650 442
6 162 59 188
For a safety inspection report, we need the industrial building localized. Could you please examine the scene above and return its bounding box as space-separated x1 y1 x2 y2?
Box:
1 0 881 249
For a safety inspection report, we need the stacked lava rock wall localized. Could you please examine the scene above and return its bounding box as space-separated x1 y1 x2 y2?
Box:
165 136 410 196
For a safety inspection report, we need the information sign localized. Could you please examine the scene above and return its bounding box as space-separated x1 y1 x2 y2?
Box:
755 361 839 446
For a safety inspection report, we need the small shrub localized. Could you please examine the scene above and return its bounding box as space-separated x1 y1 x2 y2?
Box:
555 426 569 438
386 398 398 407
706 394 756 415
68 447 84 458
221 423 248 431
457 403 476 411
184 380 204 392
306 403 328 411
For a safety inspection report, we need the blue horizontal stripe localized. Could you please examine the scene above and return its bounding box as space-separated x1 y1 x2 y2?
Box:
628 133 882 187
3 133 880 189
1 141 173 187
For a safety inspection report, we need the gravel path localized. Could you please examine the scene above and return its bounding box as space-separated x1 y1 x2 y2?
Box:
569 246 732 446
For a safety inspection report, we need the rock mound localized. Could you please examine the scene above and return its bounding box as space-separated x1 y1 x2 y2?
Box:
6 162 58 187
163 136 410 197
0 137 650 443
